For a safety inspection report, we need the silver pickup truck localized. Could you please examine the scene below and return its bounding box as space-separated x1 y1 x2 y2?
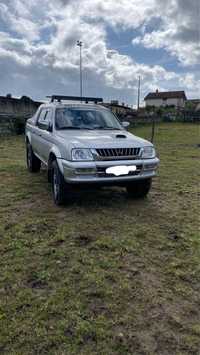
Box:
25 95 159 205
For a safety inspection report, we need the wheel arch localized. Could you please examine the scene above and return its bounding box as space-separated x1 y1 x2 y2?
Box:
26 132 32 145
48 147 64 181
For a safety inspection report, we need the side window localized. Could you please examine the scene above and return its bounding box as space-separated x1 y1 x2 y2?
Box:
37 109 52 130
37 109 48 125
45 110 53 124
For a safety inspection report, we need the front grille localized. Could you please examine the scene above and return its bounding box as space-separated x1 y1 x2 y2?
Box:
95 148 140 160
97 165 142 178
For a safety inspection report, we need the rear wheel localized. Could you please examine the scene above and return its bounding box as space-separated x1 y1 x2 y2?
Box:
26 142 41 173
126 178 152 198
52 160 67 206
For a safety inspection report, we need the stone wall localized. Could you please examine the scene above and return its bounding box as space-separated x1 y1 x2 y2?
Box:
0 96 41 115
0 96 42 135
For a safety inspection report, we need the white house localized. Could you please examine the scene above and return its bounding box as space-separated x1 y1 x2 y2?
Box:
144 90 187 108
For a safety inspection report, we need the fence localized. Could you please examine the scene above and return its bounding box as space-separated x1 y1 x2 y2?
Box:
0 110 199 136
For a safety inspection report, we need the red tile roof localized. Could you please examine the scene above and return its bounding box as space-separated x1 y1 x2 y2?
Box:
144 91 187 100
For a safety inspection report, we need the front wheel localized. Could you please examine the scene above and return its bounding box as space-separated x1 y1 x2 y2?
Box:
126 178 152 198
52 160 67 206
26 142 41 173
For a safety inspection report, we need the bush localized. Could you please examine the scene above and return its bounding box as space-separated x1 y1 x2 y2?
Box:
13 116 26 134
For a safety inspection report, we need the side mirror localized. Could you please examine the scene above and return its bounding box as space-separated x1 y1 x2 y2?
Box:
122 121 130 128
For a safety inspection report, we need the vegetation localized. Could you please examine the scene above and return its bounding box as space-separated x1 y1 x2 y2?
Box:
145 105 200 123
0 123 199 354
12 115 27 134
0 115 27 135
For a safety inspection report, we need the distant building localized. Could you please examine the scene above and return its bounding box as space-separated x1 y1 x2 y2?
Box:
0 95 42 116
102 101 135 118
110 100 119 105
144 90 187 108
186 99 200 111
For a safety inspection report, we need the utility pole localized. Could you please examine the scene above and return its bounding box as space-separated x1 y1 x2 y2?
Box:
77 40 83 100
137 75 141 110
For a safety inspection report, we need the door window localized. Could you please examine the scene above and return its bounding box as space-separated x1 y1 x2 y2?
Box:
45 110 53 124
37 109 52 130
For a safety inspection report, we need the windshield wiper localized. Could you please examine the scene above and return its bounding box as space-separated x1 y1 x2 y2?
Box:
58 126 121 131
58 126 81 130
96 126 121 130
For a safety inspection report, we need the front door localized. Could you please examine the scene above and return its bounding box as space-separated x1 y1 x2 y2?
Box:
32 108 53 164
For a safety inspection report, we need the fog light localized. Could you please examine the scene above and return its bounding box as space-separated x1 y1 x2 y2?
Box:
75 168 96 175
144 163 157 171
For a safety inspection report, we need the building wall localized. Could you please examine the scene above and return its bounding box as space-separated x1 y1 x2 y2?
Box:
102 103 132 117
111 106 128 116
0 96 42 135
145 97 185 108
0 96 41 115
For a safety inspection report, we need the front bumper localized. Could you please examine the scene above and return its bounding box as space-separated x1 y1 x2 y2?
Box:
59 157 160 185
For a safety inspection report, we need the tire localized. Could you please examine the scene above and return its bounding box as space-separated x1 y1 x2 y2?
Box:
126 178 152 198
26 142 41 173
52 160 67 206
47 168 52 183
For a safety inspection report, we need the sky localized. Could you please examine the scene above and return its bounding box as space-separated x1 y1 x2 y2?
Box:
0 0 199 106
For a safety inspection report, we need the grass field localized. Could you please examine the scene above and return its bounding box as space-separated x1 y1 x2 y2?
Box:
0 123 199 355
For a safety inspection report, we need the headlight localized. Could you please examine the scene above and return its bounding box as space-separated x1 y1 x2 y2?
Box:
141 146 156 159
71 148 94 161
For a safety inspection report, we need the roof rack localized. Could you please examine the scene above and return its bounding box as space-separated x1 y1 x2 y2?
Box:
47 95 103 104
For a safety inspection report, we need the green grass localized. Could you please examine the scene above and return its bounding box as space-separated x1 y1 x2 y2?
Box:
0 123 199 354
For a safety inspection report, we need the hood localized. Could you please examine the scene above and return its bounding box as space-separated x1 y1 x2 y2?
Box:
56 129 152 149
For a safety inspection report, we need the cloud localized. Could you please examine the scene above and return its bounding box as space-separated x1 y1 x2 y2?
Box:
0 0 54 41
0 32 32 65
133 0 200 66
0 0 199 103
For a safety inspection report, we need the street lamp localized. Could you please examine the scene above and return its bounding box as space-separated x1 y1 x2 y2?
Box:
137 75 141 110
77 40 83 100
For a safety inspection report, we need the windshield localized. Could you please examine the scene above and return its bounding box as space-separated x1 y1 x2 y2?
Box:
55 107 122 130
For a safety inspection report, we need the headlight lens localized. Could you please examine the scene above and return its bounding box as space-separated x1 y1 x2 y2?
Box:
71 148 94 161
141 146 156 159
